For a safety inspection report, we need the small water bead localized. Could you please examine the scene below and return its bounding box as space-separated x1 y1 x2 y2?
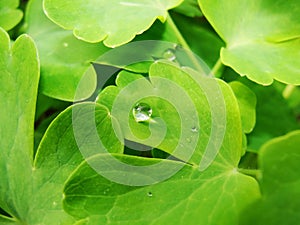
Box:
163 49 176 61
147 192 153 197
133 103 152 122
63 42 69 47
191 126 199 133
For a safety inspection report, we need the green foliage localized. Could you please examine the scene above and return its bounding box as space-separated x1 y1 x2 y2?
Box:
24 0 108 101
0 0 300 224
0 0 23 31
199 0 300 85
43 0 183 47
240 131 300 225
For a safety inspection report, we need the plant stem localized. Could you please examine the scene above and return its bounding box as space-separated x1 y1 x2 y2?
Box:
238 168 260 178
166 13 205 74
283 84 296 99
211 57 224 78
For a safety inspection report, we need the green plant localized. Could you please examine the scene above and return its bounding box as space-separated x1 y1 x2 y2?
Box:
1 0 300 224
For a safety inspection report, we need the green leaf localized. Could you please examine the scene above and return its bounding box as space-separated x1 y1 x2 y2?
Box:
63 153 260 225
25 0 108 101
0 28 39 220
0 0 23 31
198 0 300 85
97 61 243 167
25 103 123 225
240 130 300 225
230 81 256 134
172 0 202 17
72 62 261 224
43 0 183 47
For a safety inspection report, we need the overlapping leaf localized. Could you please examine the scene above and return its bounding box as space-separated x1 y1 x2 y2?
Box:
0 27 39 222
198 0 300 85
0 0 22 30
64 154 260 225
61 61 261 224
230 81 256 134
43 0 183 47
97 61 242 166
25 0 108 101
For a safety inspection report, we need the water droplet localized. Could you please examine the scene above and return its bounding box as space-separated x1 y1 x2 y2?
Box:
52 201 57 206
133 103 152 122
147 192 153 197
63 42 69 47
191 126 198 133
163 49 176 61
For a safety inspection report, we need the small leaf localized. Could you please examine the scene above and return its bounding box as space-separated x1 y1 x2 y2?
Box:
198 0 300 85
43 0 183 47
230 81 256 134
0 0 23 30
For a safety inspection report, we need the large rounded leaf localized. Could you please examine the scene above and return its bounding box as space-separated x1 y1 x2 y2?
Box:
63 154 260 225
43 0 183 47
97 61 243 167
198 0 300 85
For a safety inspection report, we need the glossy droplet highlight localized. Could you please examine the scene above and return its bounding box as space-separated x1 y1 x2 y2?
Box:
133 103 152 122
163 49 176 61
147 192 153 197
191 126 198 133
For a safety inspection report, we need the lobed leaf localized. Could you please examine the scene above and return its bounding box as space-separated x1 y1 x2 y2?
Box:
97 61 243 167
43 0 183 47
198 0 300 85
63 154 260 225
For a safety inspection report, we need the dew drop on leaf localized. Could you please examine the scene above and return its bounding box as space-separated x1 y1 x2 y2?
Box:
133 103 152 122
163 49 176 61
147 192 153 197
191 126 199 133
